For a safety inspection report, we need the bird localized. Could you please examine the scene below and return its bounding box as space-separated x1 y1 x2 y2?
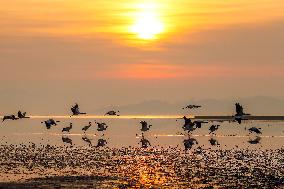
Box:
194 120 208 128
71 103 86 116
248 127 262 134
183 116 195 127
2 115 18 122
41 119 59 129
182 105 201 109
82 122 92 133
96 122 108 131
182 116 206 133
182 116 195 132
209 125 220 134
105 110 119 116
62 123 73 132
62 136 73 145
82 136 92 146
234 103 250 124
140 121 152 132
17 111 30 119
209 138 219 146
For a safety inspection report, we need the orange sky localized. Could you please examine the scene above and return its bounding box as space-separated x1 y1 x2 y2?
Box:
0 0 284 110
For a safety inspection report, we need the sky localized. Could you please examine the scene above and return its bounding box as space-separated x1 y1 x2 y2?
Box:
0 0 284 114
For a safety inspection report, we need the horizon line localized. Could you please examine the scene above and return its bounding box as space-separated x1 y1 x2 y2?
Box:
1 115 284 120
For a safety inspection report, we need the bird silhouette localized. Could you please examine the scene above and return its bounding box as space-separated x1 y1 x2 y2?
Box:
71 103 86 116
62 123 73 132
82 122 92 133
248 127 262 134
2 115 18 122
41 119 59 129
105 110 120 116
209 125 220 134
140 121 152 132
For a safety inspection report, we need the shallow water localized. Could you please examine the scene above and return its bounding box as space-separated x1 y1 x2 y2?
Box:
0 117 283 149
0 117 284 188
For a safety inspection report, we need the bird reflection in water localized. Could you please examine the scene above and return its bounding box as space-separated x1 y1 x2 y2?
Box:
139 134 151 148
183 136 198 151
248 136 261 144
96 138 107 148
82 136 92 146
62 136 73 145
209 138 220 146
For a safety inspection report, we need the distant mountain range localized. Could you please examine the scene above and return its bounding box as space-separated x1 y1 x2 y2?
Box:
96 96 284 116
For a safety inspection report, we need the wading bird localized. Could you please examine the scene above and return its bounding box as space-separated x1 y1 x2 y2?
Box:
62 123 73 133
82 122 92 133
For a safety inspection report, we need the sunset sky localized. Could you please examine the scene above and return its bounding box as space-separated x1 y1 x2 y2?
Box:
1 0 284 114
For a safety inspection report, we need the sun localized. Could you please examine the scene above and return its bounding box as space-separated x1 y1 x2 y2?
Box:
130 3 165 40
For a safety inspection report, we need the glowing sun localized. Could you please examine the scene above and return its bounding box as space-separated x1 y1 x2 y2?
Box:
130 3 165 40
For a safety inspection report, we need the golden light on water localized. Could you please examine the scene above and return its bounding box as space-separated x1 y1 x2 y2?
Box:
130 3 165 40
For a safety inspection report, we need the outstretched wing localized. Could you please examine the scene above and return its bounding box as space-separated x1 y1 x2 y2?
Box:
235 103 244 115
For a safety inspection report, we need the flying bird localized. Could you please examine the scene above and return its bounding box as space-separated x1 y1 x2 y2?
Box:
17 111 30 119
105 110 120 116
209 125 220 134
140 121 152 132
182 116 195 127
248 127 262 134
194 120 208 128
182 116 207 132
234 103 250 124
71 103 86 116
41 119 59 129
2 115 18 122
182 105 202 109
96 122 108 131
